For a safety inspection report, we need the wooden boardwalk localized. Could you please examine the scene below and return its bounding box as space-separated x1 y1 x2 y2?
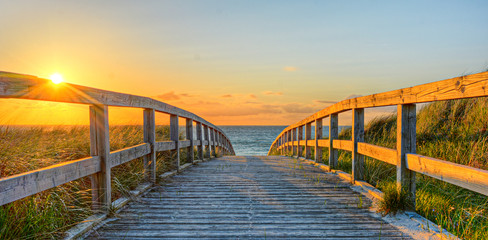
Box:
87 156 409 239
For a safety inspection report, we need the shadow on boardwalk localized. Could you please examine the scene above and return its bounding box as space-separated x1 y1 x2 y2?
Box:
86 156 410 239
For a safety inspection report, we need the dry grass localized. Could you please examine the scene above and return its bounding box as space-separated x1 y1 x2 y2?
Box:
0 125 195 239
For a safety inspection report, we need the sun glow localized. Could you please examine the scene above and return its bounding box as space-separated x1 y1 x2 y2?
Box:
49 73 64 84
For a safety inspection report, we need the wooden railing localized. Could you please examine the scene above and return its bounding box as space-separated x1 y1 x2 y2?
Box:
0 71 235 210
268 71 488 202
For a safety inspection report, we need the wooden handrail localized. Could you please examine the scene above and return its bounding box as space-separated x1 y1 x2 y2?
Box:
269 71 488 199
0 71 235 209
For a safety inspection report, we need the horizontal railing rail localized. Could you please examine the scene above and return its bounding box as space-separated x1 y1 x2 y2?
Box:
0 71 235 209
268 71 488 202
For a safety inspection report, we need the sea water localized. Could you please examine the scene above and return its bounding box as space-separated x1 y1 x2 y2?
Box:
219 126 351 156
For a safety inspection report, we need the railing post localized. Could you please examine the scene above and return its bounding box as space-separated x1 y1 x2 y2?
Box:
89 105 111 211
196 122 204 160
280 135 284 155
297 125 303 158
352 108 364 183
305 123 312 159
170 114 180 172
210 128 216 157
291 128 296 156
204 125 210 159
329 113 338 168
186 118 194 164
397 104 416 206
315 118 323 163
143 108 156 183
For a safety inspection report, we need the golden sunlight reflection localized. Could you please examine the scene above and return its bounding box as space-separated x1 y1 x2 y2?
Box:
49 73 64 84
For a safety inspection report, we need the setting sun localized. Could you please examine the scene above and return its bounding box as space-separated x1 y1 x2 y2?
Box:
49 73 64 84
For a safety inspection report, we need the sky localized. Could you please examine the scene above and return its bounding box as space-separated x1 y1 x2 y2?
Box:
1 0 487 125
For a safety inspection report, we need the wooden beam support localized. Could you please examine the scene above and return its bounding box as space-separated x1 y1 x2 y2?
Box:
143 109 156 183
329 113 338 168
397 104 416 206
204 125 210 159
89 104 111 210
305 123 312 159
196 122 204 160
297 126 303 158
170 114 180 172
315 118 323 163
352 108 364 183
186 118 194 164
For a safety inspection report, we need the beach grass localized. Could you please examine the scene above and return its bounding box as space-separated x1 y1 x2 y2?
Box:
0 125 191 239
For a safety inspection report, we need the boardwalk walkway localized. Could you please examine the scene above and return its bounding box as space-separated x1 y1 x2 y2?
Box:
87 156 409 239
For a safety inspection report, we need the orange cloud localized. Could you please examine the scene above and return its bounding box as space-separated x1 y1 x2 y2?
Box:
156 91 195 101
221 94 233 98
262 91 283 96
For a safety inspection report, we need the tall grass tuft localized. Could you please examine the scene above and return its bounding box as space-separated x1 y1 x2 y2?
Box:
325 98 488 239
0 125 180 239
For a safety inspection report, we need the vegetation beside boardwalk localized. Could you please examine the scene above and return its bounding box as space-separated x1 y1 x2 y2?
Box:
294 98 488 239
0 125 202 239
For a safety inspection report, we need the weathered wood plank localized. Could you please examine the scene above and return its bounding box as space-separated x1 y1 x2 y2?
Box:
179 140 191 148
352 108 364 183
397 104 416 201
109 143 151 168
91 104 111 209
305 122 312 159
155 141 176 152
143 108 156 182
317 139 330 148
329 114 338 168
87 156 409 239
407 154 488 196
332 140 353 152
170 115 180 172
0 156 100 206
357 143 397 165
186 118 194 164
314 118 323 162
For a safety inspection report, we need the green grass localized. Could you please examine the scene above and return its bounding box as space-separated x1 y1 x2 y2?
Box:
269 97 488 239
335 98 488 239
0 125 200 239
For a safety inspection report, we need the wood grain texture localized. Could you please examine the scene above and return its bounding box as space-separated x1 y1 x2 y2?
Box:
86 156 409 239
186 118 194 164
397 104 416 199
91 104 111 209
317 139 330 148
407 154 488 196
170 115 180 172
0 156 100 206
143 109 156 182
155 141 176 152
329 114 339 168
332 140 353 152
315 118 323 163
109 144 151 168
305 122 312 159
357 143 397 165
352 108 364 183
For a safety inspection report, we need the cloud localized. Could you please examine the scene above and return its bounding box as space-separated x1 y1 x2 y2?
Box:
221 94 233 98
314 100 338 104
283 66 298 72
248 94 257 99
262 91 283 96
155 91 195 101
